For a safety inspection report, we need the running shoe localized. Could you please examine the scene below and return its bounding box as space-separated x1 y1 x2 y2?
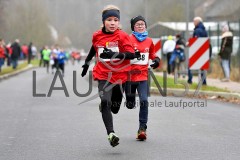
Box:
108 132 119 147
136 128 147 140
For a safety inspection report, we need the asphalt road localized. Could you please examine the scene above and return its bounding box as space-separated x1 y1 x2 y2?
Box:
0 62 240 160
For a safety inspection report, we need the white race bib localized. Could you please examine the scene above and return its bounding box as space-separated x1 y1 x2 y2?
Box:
130 52 149 65
98 47 120 62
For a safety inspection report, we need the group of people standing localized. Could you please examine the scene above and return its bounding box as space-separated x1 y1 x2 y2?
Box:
163 34 186 75
163 16 233 84
163 17 208 84
0 39 22 71
21 42 37 64
81 5 160 147
0 38 38 72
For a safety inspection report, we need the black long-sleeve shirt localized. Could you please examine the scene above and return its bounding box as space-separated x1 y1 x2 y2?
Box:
84 45 96 64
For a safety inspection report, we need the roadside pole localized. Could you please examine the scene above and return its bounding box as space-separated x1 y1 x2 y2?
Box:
185 0 190 76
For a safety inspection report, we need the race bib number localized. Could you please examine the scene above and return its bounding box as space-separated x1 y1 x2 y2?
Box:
130 53 149 65
98 47 120 61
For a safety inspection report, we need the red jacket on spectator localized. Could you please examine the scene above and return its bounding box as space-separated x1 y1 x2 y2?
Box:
0 46 5 58
21 45 28 56
6 46 12 55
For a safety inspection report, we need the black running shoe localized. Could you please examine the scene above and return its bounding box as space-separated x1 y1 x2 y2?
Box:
108 132 119 147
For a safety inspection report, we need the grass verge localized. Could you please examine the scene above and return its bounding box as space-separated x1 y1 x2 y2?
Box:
0 59 39 76
152 74 229 92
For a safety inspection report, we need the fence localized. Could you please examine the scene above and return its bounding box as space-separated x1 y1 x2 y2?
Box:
148 20 240 82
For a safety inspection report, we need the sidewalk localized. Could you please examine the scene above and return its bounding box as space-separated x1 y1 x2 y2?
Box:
154 72 240 93
201 77 240 93
152 71 240 101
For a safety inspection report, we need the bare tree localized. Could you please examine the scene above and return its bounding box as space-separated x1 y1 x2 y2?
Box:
0 0 6 36
1 0 219 50
2 0 52 48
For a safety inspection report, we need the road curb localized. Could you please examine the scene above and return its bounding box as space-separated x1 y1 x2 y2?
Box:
151 87 240 100
83 75 240 101
0 65 37 82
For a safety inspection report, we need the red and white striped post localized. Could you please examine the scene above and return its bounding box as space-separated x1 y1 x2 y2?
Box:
152 38 162 59
188 37 210 70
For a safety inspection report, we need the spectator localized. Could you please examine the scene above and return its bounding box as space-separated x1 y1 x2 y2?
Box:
28 42 33 64
6 43 12 66
169 34 186 75
21 44 28 59
187 17 208 85
39 46 44 67
31 45 37 60
163 35 176 74
11 39 21 69
218 24 233 82
0 39 5 72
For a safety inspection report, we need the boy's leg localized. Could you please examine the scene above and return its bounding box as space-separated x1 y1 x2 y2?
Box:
98 80 120 147
125 81 138 109
98 80 114 135
136 81 148 140
111 83 125 114
137 81 148 130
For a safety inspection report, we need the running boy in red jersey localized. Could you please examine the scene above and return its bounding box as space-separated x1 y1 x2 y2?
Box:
81 5 140 147
126 15 160 140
